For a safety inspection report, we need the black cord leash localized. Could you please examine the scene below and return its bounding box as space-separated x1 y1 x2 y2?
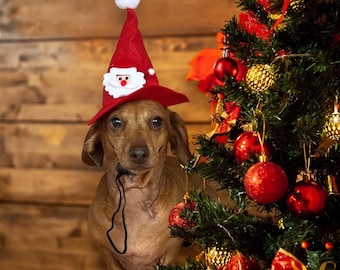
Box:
106 163 131 254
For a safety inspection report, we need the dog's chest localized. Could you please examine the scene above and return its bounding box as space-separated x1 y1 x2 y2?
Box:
140 201 157 219
125 193 169 223
107 197 176 268
106 187 173 234
90 175 183 268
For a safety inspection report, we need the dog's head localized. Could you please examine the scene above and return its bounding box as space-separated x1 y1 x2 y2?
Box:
82 100 192 173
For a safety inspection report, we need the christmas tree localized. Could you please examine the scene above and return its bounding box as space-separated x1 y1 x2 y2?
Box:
156 0 340 269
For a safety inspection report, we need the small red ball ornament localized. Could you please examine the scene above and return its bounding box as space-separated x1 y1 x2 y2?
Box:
234 132 272 164
244 161 288 204
325 241 334 250
286 180 327 219
301 240 310 250
169 201 196 229
213 57 239 81
217 252 260 270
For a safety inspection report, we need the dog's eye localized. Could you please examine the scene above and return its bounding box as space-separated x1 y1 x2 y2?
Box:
110 118 122 128
151 116 163 128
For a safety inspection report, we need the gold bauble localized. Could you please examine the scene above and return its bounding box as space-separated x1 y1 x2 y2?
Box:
205 246 231 267
290 0 305 11
246 64 275 92
324 112 340 141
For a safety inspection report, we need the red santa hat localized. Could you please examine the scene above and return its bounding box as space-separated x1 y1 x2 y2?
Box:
88 0 189 125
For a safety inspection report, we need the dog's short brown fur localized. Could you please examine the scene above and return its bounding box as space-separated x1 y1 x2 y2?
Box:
82 100 193 269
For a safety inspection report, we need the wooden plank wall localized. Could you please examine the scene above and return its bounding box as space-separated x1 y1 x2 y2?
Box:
0 0 239 269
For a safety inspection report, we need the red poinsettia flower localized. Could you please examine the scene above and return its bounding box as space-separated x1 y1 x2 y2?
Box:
186 48 224 94
186 33 246 93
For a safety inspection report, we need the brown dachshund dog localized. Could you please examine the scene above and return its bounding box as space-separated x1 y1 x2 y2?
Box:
82 100 193 269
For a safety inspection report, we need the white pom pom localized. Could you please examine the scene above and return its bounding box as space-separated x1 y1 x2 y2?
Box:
148 68 155 75
115 0 140 9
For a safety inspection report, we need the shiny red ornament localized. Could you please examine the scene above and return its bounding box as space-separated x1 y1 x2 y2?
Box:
301 241 310 250
213 57 239 81
286 180 327 219
325 241 334 250
244 161 288 204
234 132 271 164
169 201 196 229
218 252 260 270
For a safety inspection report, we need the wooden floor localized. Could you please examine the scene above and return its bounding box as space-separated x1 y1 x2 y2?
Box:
0 0 239 268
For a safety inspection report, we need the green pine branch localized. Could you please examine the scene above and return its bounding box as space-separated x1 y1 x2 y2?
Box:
160 0 340 268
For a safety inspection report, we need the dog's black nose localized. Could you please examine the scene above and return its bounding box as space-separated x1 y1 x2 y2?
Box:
128 146 150 164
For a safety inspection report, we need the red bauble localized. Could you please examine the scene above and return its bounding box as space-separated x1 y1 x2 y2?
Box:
300 240 310 250
325 241 334 250
218 252 260 270
169 201 196 228
213 57 239 81
286 180 327 219
234 132 272 164
244 161 288 204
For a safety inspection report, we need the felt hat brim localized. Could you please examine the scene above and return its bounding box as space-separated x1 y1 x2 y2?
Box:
88 85 189 125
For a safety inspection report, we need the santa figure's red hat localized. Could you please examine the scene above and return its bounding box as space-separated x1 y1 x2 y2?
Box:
88 0 189 125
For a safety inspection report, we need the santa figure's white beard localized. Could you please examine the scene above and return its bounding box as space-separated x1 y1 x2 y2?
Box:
104 81 141 98
103 67 146 98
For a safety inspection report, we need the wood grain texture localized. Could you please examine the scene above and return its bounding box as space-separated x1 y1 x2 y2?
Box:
0 0 238 40
0 37 217 122
0 123 210 168
0 203 106 270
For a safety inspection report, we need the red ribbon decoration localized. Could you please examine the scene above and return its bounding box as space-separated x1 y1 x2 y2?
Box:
271 248 307 270
271 0 291 31
239 0 291 42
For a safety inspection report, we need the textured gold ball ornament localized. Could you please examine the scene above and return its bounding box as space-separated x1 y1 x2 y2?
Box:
246 64 275 92
324 113 340 140
205 246 231 267
290 0 305 11
324 97 340 141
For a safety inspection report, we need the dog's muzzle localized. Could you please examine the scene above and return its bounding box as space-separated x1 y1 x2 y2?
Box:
116 163 132 176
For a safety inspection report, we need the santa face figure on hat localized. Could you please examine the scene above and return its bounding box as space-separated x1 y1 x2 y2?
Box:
88 0 189 125
103 67 147 98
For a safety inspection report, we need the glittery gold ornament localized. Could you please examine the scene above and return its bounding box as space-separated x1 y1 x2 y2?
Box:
324 113 340 140
205 246 231 267
290 0 305 11
324 96 340 141
246 64 275 92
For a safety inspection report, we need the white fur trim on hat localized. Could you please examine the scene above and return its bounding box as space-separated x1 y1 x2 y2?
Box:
115 0 140 9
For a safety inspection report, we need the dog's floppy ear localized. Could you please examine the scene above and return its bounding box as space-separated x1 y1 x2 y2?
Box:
168 110 192 165
82 121 104 166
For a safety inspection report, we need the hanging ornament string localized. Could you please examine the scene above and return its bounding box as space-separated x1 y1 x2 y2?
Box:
303 141 312 180
254 100 267 161
180 164 191 203
222 34 229 58
183 171 190 203
333 95 339 114
275 53 310 60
